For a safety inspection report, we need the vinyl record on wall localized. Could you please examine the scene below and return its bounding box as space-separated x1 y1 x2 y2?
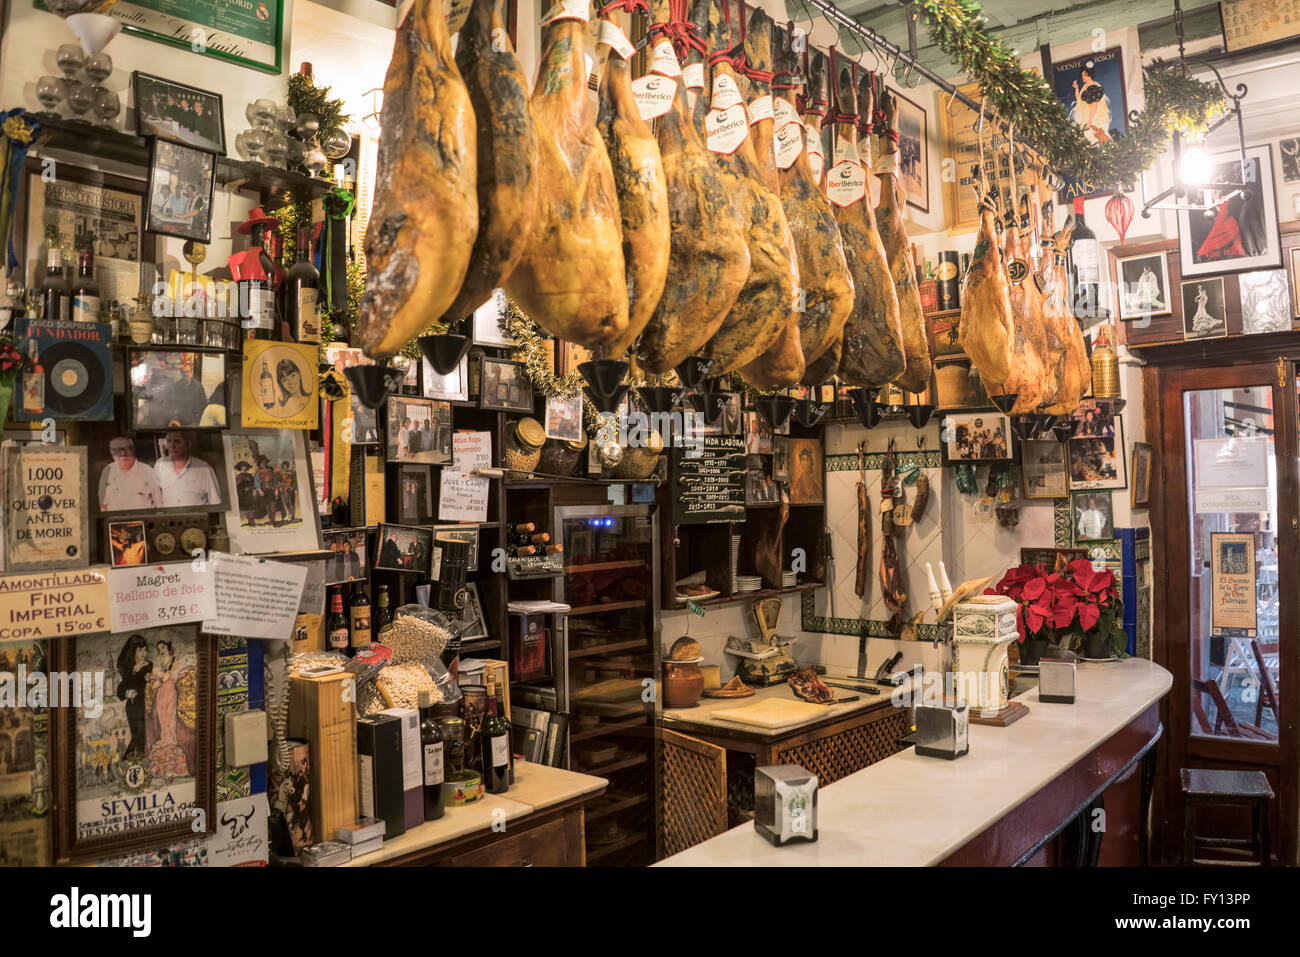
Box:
13 319 115 422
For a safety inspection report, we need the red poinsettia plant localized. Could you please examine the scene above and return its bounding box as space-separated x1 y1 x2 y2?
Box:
988 559 1126 654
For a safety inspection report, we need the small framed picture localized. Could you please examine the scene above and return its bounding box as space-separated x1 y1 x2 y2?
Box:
144 139 216 244
399 357 421 396
1177 144 1283 278
1238 269 1292 335
545 394 583 441
557 340 592 376
773 437 790 482
221 429 321 554
1181 276 1228 341
743 410 773 454
1020 440 1069 499
132 72 226 154
746 469 778 504
1068 419 1127 490
787 437 824 504
322 527 367 584
940 412 1015 464
387 396 453 464
127 348 228 431
1070 398 1116 438
396 464 434 523
107 520 149 567
1281 136 1300 183
1131 441 1153 510
1072 490 1114 542
472 288 514 346
479 357 533 413
422 352 468 402
458 581 490 641
241 341 318 429
1115 252 1172 320
374 523 432 574
92 427 226 514
892 87 929 214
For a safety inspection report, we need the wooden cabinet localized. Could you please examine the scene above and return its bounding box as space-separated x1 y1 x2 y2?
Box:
448 811 585 867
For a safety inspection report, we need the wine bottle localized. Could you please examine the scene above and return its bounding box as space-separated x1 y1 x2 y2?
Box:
21 339 44 415
508 522 536 534
259 358 276 410
375 584 393 637
1068 196 1104 322
285 226 321 343
327 588 349 653
479 673 511 794
509 544 537 557
241 222 278 339
70 248 101 323
39 248 68 322
349 580 372 651
419 690 445 820
509 531 550 547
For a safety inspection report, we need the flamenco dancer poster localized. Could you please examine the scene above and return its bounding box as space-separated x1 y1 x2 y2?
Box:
1178 144 1283 278
1050 48 1129 202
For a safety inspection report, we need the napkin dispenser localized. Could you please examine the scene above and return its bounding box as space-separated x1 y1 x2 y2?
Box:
754 765 818 846
914 704 969 760
1038 659 1076 703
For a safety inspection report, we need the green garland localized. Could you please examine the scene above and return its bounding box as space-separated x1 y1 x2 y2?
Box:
917 0 1225 191
287 73 351 144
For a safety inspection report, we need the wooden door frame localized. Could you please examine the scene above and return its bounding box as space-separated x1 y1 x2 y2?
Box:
1146 353 1299 865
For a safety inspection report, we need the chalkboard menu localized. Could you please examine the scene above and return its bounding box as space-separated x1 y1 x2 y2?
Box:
672 435 747 525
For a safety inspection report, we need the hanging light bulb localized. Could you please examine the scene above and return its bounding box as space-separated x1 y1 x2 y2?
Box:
1180 145 1212 185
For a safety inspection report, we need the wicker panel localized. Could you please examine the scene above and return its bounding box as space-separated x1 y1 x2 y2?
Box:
660 729 728 858
774 708 908 786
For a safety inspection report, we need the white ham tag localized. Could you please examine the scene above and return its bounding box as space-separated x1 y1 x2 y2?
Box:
683 62 705 91
706 104 750 155
597 19 636 59
806 123 825 182
832 134 860 167
825 159 867 207
650 39 683 77
631 74 676 120
540 0 590 25
748 94 773 124
774 120 803 169
773 97 799 129
871 149 898 175
711 72 743 110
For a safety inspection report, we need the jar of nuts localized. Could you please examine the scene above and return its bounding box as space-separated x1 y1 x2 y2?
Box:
538 432 588 476
504 417 546 473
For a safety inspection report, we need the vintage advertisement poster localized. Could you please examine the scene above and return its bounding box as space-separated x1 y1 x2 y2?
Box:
1050 48 1129 201
13 320 115 422
0 641 51 866
936 81 984 231
241 341 319 430
24 174 142 307
1210 532 1257 637
3 445 90 571
73 627 200 842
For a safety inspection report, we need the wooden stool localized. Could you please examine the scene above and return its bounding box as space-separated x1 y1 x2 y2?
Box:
1180 768 1274 866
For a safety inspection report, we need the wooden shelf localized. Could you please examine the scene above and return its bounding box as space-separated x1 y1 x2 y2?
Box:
504 473 662 488
586 792 649 822
580 753 647 777
568 638 649 660
672 582 822 609
562 560 646 573
569 715 649 743
567 599 647 616
586 831 648 861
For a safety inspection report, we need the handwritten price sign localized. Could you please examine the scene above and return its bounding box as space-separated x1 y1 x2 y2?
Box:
108 566 217 634
0 567 110 642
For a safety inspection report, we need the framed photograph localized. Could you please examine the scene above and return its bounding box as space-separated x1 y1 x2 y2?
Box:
322 528 367 584
387 396 452 464
1281 136 1300 183
479 357 533 413
1070 398 1116 438
1115 252 1172 320
221 429 321 554
772 437 790 482
432 525 481 573
397 464 434 523
241 341 319 429
746 469 778 504
132 72 226 154
1068 420 1127 491
940 412 1014 464
399 357 422 396
700 393 742 437
1238 268 1292 335
127 348 228 430
1051 47 1129 201
1072 490 1115 542
422 352 468 402
3 444 89 571
374 523 432 575
52 627 215 863
144 139 216 244
1021 440 1069 499
545 394 583 441
1177 144 1282 278
458 581 490 641
1223 1 1300 54
322 345 379 444
787 437 824 504
557 339 592 376
1181 276 1229 341
892 88 929 213
743 410 773 454
472 288 514 346
1131 441 1154 510
107 520 149 567
92 428 225 513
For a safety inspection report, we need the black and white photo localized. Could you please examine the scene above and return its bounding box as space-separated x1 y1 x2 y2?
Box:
1177 144 1282 278
132 72 226 154
1181 276 1228 341
127 349 228 430
387 396 452 464
1279 136 1300 183
1237 268 1291 335
1115 252 1171 319
145 139 216 244
479 357 533 413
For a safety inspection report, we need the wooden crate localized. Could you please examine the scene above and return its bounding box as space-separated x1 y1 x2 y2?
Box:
289 671 358 842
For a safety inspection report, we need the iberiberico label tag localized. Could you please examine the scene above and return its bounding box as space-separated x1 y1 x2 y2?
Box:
683 62 705 91
1007 259 1030 285
596 19 636 59
825 159 867 207
706 104 749 155
710 72 743 110
748 94 773 124
773 97 802 169
631 74 676 120
540 0 590 25
650 39 682 77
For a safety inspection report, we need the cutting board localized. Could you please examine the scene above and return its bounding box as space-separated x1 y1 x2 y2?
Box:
710 698 829 730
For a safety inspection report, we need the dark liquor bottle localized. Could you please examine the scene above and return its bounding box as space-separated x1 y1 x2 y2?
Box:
40 247 68 322
284 226 321 343
327 587 349 654
479 673 511 794
70 248 101 323
241 223 278 339
375 584 393 638
349 580 372 651
937 251 961 311
1068 196 1104 322
418 690 445 820
21 339 44 415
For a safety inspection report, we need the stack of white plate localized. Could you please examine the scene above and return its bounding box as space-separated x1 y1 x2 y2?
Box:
736 575 762 593
781 570 797 588
730 535 742 592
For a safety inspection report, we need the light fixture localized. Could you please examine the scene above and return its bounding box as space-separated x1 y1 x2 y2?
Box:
1141 0 1249 217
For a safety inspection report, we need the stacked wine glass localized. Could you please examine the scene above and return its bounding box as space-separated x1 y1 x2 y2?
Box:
235 99 352 177
35 43 120 129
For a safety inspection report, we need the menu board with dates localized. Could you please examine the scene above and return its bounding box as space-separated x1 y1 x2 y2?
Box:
672 435 747 525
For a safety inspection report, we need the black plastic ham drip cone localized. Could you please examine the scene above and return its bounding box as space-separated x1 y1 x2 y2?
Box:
675 356 715 391
583 384 629 414
636 385 685 415
1010 413 1039 441
1035 413 1059 438
905 404 936 429
417 333 471 375
988 393 1019 415
1052 419 1074 443
756 395 797 431
578 359 630 397
848 387 881 428
344 363 402 409
795 398 827 427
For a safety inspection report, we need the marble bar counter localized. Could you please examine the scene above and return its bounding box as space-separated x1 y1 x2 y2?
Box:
658 657 1171 867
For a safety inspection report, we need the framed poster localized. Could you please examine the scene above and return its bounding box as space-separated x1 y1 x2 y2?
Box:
1131 441 1153 509
1221 0 1300 53
1210 532 1257 636
132 72 226 154
1021 440 1069 499
221 429 321 554
241 341 318 429
52 627 215 863
1050 47 1129 201
3 445 89 571
1072 489 1114 542
1068 419 1127 491
1115 252 1172 320
892 88 928 213
1177 145 1283 278
936 80 983 230
940 412 1014 464
127 348 228 430
1181 276 1228 340
144 139 216 244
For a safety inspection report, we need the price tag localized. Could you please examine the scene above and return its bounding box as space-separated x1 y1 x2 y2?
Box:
631 74 676 121
825 159 866 207
540 0 590 24
871 150 898 176
711 72 743 110
683 62 705 91
650 38 682 77
748 94 773 124
706 104 749 154
892 503 913 527
597 18 636 59
832 134 860 167
108 564 217 634
806 124 825 182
